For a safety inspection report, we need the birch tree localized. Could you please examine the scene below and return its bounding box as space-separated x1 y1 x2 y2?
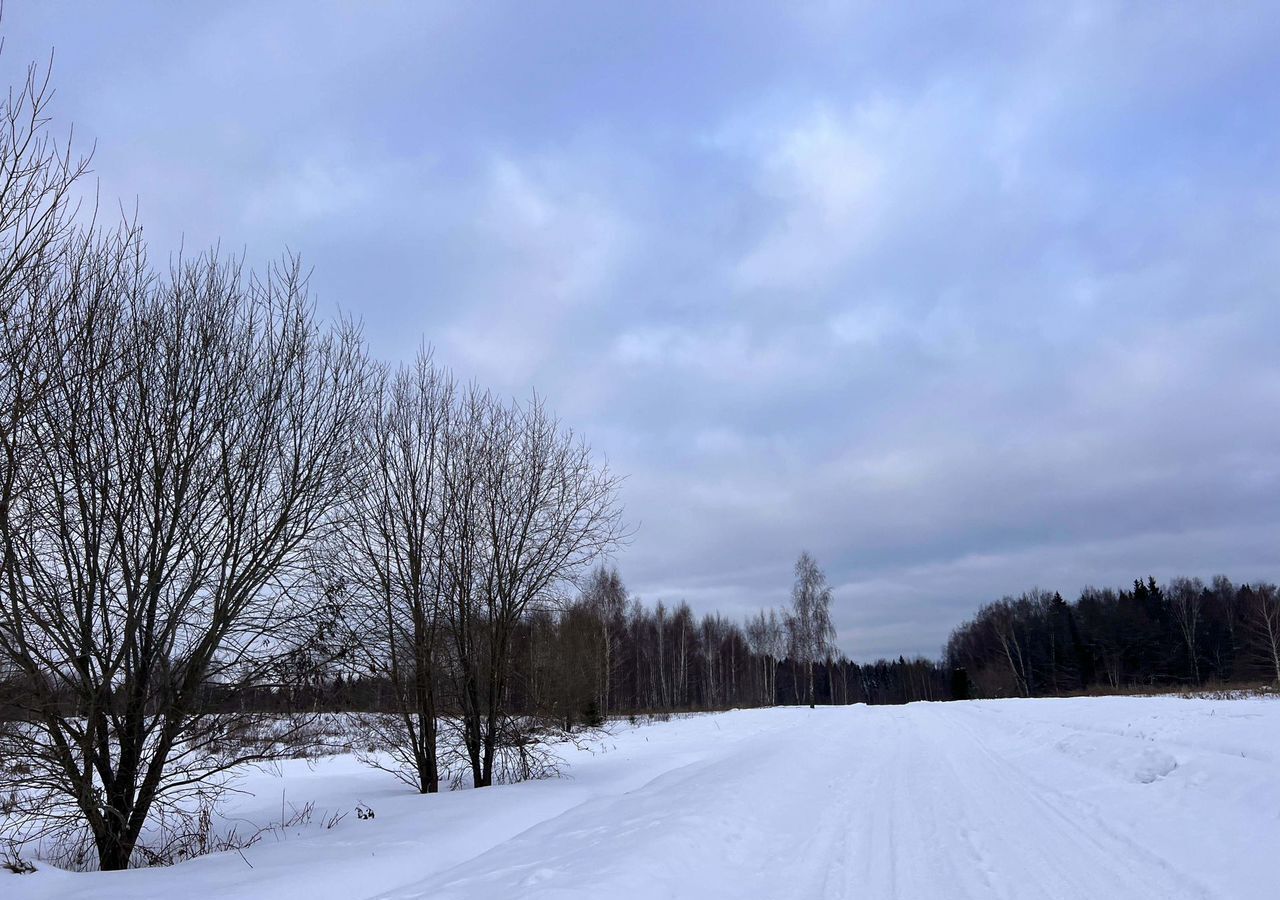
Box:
1248 583 1280 684
1167 576 1205 686
786 552 836 708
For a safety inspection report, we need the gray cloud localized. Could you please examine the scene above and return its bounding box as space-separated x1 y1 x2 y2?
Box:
6 1 1280 658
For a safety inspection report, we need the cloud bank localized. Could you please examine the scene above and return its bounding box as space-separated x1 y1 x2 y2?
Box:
7 1 1280 658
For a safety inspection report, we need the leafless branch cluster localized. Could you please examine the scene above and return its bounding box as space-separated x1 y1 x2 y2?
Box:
0 226 372 868
331 352 625 793
0 42 623 869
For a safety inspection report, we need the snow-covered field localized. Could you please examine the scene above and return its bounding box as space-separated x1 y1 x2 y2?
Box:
7 697 1278 899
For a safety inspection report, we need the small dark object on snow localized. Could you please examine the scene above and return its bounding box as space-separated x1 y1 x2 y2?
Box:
3 854 37 875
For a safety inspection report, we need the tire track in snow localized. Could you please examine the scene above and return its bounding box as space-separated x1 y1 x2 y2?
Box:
355 704 1259 899
930 704 1216 899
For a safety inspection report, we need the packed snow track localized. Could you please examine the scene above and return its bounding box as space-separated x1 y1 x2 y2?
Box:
11 698 1277 899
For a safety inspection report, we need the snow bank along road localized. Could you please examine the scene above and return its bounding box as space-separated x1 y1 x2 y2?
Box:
11 697 1278 899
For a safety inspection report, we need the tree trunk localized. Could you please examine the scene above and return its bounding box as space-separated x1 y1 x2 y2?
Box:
95 830 136 872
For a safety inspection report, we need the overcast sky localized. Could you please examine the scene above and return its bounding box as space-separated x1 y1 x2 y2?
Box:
5 2 1280 659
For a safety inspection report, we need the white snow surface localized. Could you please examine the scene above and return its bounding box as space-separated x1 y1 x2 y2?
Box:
8 697 1278 899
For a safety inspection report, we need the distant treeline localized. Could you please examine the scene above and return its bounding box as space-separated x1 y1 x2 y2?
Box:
10 572 1272 742
472 570 1280 715
149 570 1280 722
238 558 945 721
312 591 950 722
946 576 1280 698
454 570 1276 716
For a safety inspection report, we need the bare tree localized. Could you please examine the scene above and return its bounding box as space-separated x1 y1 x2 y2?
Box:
1167 576 1205 685
985 594 1042 697
0 243 369 869
1247 583 1280 685
786 552 836 708
582 565 627 719
335 351 453 793
745 608 785 705
444 393 624 787
745 611 768 705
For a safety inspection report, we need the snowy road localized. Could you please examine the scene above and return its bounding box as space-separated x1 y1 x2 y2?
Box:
12 698 1278 899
